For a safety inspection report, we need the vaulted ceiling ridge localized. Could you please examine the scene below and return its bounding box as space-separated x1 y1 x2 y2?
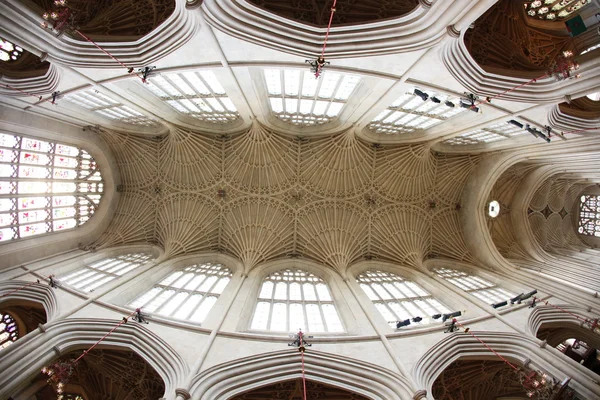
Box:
92 124 480 271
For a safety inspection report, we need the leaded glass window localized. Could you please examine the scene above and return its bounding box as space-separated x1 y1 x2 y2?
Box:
443 120 527 145
434 268 515 307
0 38 23 62
64 90 157 127
368 88 465 135
578 195 600 237
263 69 360 127
251 268 344 333
0 312 18 350
129 263 232 323
145 71 239 123
60 253 154 292
524 0 591 20
357 270 450 328
0 134 103 242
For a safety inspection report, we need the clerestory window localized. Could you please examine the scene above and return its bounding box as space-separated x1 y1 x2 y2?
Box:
129 262 232 323
60 253 154 292
357 270 450 328
263 69 360 127
251 268 344 333
434 267 515 307
578 195 600 237
0 134 103 242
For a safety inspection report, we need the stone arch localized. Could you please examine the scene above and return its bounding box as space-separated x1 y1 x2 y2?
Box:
189 349 413 400
0 317 189 399
0 280 58 322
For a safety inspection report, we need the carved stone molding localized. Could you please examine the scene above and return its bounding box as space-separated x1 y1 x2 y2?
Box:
413 389 428 399
175 388 191 399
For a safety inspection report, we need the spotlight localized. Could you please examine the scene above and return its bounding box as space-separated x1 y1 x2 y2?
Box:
545 125 566 141
412 316 423 323
508 119 524 129
492 300 508 309
444 319 459 333
442 311 462 322
521 290 537 300
396 319 411 328
432 314 442 320
510 293 524 305
431 97 441 103
525 124 551 143
444 101 455 108
460 93 480 113
414 89 429 101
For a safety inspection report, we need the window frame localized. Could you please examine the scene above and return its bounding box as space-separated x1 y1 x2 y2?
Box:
578 194 600 237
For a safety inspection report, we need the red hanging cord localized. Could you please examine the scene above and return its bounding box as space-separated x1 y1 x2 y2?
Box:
0 82 44 101
559 127 600 135
0 276 52 298
533 297 597 326
299 331 307 400
452 319 520 371
74 30 146 83
320 0 338 60
73 308 139 363
472 72 549 111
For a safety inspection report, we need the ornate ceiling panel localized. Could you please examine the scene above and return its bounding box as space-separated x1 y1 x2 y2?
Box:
0 47 49 80
229 378 370 399
246 0 420 27
26 0 176 41
432 359 528 400
93 124 480 272
465 0 571 76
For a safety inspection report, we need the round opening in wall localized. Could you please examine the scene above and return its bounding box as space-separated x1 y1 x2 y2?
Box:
488 200 500 218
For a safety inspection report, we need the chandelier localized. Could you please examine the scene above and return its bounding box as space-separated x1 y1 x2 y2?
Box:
548 50 580 81
42 360 77 397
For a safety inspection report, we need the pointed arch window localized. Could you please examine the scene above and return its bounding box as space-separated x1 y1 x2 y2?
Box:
60 253 154 292
0 133 104 242
129 263 232 323
0 312 18 350
578 194 600 236
357 270 450 328
434 268 515 307
251 268 344 333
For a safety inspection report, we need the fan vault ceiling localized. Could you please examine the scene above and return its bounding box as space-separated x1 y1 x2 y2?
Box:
91 123 480 273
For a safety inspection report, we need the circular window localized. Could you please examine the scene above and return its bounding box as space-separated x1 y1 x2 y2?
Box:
488 200 500 218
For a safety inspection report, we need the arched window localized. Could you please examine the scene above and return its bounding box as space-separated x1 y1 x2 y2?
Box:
0 133 103 242
0 38 23 62
579 195 600 237
251 268 344 333
129 262 232 323
434 267 515 307
60 253 154 292
0 312 18 350
357 270 451 328
263 69 360 127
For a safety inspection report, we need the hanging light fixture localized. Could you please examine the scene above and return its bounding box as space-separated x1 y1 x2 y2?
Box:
548 50 581 81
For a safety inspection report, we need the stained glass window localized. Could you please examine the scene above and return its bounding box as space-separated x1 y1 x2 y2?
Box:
443 120 528 145
145 71 239 124
251 268 344 333
0 134 103 242
368 88 466 135
524 0 591 20
129 262 232 323
357 270 451 328
0 38 23 62
578 195 600 237
64 90 157 127
60 253 154 292
0 312 18 350
263 69 360 127
434 268 515 307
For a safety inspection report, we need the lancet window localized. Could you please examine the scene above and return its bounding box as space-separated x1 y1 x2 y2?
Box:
263 69 360 127
145 71 239 123
367 88 465 135
434 268 515 306
0 134 103 242
64 90 157 127
357 270 451 328
578 195 600 236
61 253 154 292
129 263 232 323
251 268 344 333
0 312 18 350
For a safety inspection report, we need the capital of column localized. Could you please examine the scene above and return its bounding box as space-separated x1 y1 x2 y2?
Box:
413 389 428 400
185 0 203 10
418 0 433 9
446 25 460 38
175 388 191 400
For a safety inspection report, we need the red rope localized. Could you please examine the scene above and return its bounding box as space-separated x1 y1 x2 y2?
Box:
472 72 549 110
452 319 520 371
533 297 596 325
320 0 338 59
74 30 146 83
0 276 52 298
73 308 139 363
559 127 600 136
0 83 44 101
299 331 307 400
